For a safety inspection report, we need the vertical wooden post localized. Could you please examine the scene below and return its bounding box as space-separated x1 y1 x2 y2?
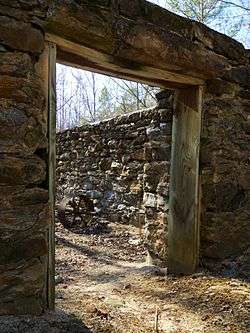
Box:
168 86 203 274
36 42 56 309
47 42 57 309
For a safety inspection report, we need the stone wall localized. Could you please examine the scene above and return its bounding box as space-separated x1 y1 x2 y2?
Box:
0 2 50 315
57 73 250 273
56 92 173 265
0 0 249 315
201 75 250 273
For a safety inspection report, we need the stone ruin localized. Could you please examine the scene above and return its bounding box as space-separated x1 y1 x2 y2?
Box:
57 84 250 272
56 91 173 263
0 0 249 315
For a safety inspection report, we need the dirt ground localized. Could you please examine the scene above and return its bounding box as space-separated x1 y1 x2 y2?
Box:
55 222 249 333
0 221 249 333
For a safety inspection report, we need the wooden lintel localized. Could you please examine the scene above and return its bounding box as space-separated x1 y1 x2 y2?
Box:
45 33 205 89
57 50 189 90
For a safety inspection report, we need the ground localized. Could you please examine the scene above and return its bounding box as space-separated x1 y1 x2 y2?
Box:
0 222 249 333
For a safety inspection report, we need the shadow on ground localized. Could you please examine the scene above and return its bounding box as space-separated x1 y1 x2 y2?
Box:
56 235 123 266
0 310 92 333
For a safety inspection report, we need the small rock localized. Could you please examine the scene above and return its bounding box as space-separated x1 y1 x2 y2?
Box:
55 275 63 285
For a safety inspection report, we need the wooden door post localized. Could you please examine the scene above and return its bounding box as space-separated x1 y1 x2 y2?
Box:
36 41 56 309
168 86 203 274
38 42 57 309
47 42 57 309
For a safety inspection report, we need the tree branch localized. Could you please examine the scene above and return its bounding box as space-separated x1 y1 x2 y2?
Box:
221 1 250 11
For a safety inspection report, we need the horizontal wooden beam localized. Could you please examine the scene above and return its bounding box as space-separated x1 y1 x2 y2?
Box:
44 1 245 84
57 50 182 90
46 34 204 89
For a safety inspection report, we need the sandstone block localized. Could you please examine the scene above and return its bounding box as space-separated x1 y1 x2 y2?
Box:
0 296 44 315
0 237 47 266
0 75 45 109
223 66 250 87
206 79 238 97
144 161 169 193
0 16 44 53
0 203 50 240
201 212 250 259
0 155 46 185
0 102 47 154
0 186 48 210
143 193 157 208
0 52 33 77
202 182 246 212
0 258 46 315
144 142 171 161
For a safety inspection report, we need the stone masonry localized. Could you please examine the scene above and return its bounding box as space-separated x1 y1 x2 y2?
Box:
0 0 249 315
56 91 173 265
201 77 250 273
0 2 50 315
57 74 250 273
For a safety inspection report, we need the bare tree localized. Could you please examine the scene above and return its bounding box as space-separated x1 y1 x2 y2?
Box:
110 78 158 113
72 71 99 123
56 65 159 129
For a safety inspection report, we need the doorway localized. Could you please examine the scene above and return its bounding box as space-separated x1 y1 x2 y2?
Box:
41 40 202 310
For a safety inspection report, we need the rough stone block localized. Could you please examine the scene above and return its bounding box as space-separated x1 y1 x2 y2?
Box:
0 52 33 77
0 155 46 185
206 79 238 97
0 203 50 240
0 187 49 210
0 101 47 154
155 90 172 101
143 193 157 208
0 75 45 109
0 16 44 53
143 161 169 193
0 258 46 315
223 66 250 87
0 237 47 266
201 212 250 259
0 296 44 315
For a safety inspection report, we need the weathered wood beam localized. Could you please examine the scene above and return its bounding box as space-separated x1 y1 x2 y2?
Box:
44 1 237 83
46 34 204 88
56 48 188 90
47 42 57 310
168 86 203 274
37 42 57 309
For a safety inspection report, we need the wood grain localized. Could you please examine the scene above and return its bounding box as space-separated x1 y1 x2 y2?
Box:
47 42 57 309
38 42 57 309
168 86 203 274
46 33 204 88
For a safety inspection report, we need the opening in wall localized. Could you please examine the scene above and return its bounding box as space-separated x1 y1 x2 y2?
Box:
42 37 202 322
54 62 174 325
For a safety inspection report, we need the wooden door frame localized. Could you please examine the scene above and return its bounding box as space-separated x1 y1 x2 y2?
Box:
168 87 203 274
43 40 203 308
39 42 57 309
